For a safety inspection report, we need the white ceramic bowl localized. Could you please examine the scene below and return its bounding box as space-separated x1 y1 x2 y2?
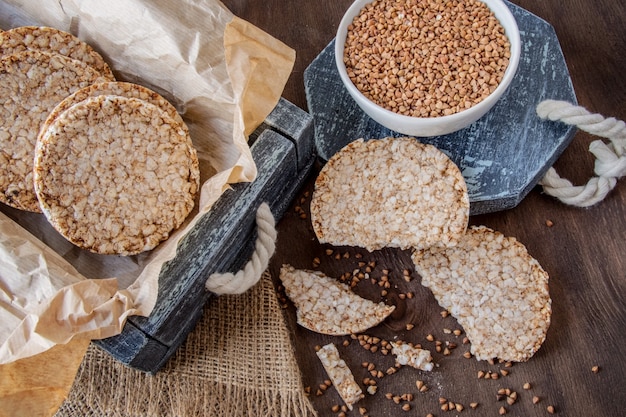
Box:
335 0 521 137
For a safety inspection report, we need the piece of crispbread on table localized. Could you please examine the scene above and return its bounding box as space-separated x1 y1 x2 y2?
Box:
0 26 115 80
279 264 395 335
40 81 187 139
412 225 552 362
316 343 363 410
390 341 434 371
310 137 469 252
0 50 109 212
34 95 199 255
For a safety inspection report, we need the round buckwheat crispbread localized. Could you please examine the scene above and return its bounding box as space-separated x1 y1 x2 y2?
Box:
40 81 188 141
0 26 115 80
0 50 110 212
279 264 395 335
412 225 552 362
34 95 200 255
310 137 469 252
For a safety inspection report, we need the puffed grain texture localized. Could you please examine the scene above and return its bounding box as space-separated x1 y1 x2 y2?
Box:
412 225 552 362
0 26 115 80
316 343 363 410
34 95 199 255
0 50 108 212
40 81 187 139
310 137 469 251
390 341 434 371
279 264 395 335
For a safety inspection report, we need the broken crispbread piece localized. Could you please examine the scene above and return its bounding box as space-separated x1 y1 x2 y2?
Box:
279 264 395 335
316 343 363 410
310 137 469 252
390 341 434 371
412 225 552 362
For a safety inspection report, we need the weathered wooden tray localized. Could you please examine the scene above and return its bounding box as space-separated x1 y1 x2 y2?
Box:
0 2 316 374
93 98 315 373
304 1 577 215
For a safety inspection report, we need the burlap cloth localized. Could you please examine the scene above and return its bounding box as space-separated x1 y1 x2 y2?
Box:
54 271 317 417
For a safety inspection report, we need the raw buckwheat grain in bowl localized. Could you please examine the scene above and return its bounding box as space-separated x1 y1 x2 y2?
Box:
335 0 521 136
310 137 469 252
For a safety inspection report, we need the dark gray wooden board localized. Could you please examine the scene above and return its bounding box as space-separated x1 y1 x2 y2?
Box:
94 98 315 373
304 1 577 215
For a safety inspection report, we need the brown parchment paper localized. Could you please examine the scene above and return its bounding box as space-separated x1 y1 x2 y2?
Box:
0 0 295 366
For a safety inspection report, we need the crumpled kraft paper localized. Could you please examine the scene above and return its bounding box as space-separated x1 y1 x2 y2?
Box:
0 338 91 417
0 0 295 366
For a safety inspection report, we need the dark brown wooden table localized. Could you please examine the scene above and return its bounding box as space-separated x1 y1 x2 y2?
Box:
223 1 625 416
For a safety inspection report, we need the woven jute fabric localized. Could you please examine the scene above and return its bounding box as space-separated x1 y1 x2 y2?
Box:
55 271 317 417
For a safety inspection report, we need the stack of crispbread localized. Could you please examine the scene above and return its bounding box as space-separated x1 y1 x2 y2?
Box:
0 26 115 213
0 26 199 255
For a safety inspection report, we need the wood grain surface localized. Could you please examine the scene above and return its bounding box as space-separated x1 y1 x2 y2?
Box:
223 1 625 416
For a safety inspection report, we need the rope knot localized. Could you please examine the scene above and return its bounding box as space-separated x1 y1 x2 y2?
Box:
205 202 277 295
537 100 625 207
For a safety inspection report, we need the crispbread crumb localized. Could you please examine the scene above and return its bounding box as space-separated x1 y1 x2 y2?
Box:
316 343 363 410
390 341 434 371
412 225 551 362
310 137 469 252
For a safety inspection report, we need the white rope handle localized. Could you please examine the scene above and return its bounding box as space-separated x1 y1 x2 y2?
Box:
536 100 626 207
205 202 277 295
